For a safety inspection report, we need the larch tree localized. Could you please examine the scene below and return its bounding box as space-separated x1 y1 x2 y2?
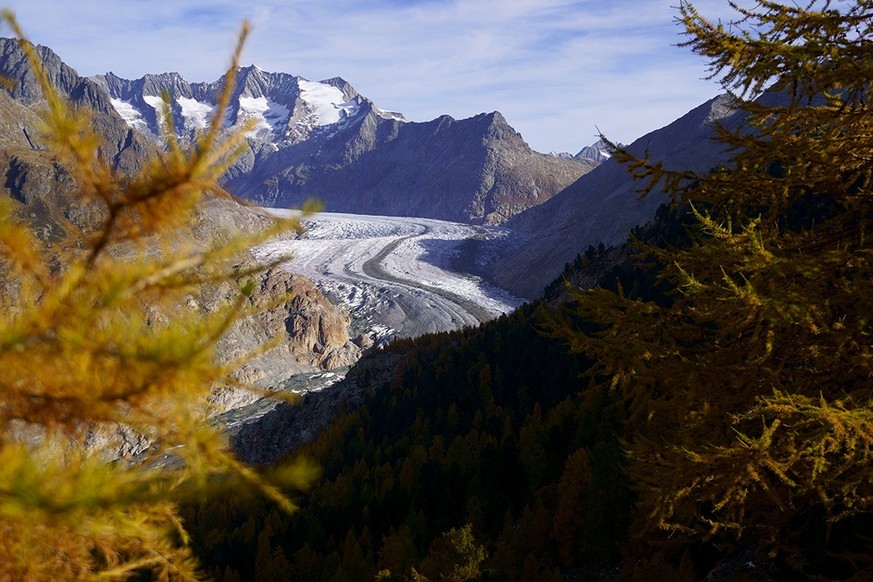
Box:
553 0 872 561
0 14 318 580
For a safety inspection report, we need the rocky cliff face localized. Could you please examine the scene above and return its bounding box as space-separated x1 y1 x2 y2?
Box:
194 264 361 412
0 39 156 177
90 64 590 225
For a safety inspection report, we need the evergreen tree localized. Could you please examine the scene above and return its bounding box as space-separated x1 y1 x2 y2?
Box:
553 0 872 564
0 14 317 579
418 524 486 582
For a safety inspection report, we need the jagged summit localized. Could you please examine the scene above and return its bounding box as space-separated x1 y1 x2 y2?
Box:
0 39 117 115
574 138 613 164
92 67 368 144
549 138 613 165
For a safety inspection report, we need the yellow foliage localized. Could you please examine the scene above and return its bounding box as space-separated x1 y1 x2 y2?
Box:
0 14 318 580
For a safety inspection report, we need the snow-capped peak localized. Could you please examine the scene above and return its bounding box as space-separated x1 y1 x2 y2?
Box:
298 79 359 126
102 68 376 144
575 139 613 164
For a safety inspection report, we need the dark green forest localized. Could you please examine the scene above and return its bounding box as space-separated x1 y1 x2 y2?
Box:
183 292 631 581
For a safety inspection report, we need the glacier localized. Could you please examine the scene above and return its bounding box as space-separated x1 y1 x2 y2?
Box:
253 212 524 343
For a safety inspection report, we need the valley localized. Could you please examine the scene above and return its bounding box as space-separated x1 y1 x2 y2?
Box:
252 211 524 344
4 4 868 576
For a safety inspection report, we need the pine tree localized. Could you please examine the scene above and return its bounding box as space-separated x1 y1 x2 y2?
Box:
0 14 318 579
418 524 486 582
553 0 872 563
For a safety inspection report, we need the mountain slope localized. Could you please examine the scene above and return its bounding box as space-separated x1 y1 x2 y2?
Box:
228 108 590 224
483 93 738 298
0 39 156 177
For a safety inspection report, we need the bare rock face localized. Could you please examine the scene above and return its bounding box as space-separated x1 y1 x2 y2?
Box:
8 417 155 466
82 422 154 462
203 265 361 413
0 39 156 177
252 268 360 369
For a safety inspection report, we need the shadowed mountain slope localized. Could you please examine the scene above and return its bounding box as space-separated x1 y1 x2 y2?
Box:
484 93 736 298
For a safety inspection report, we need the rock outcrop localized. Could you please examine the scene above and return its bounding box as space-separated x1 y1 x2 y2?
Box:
181 197 362 412
196 265 360 413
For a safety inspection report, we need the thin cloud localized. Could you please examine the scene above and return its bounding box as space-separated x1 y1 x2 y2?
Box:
3 0 744 152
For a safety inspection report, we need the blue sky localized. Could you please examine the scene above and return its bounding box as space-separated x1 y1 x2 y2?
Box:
2 0 743 153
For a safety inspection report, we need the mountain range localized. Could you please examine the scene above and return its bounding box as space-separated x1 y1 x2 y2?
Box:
92 60 594 225
0 35 743 303
0 38 595 226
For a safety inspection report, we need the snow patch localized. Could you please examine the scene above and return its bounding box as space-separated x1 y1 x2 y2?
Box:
238 96 290 138
374 107 406 122
110 98 149 133
177 97 213 130
299 80 359 126
143 95 168 127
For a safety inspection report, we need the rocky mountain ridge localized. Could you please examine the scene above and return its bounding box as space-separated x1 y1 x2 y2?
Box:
89 62 592 225
91 67 373 146
0 39 156 176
